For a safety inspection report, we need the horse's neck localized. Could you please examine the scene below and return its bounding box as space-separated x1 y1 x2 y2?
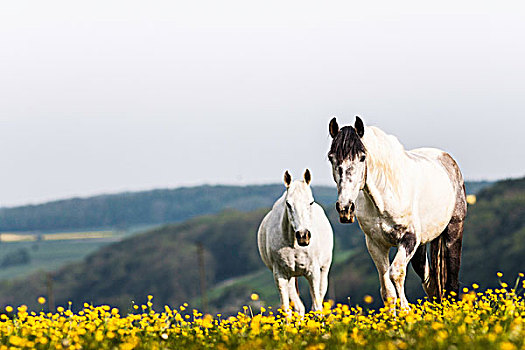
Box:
362 127 409 213
280 203 294 246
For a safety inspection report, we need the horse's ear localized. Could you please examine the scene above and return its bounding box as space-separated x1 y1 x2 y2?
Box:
304 169 311 185
329 117 339 138
284 170 292 188
354 116 365 138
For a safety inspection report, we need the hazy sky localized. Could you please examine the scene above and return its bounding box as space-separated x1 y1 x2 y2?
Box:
1 1 524 207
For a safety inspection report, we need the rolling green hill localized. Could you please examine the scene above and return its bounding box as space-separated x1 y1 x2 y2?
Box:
0 185 336 283
0 182 488 284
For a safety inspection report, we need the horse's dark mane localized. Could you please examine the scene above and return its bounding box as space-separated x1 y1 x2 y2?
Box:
328 126 366 161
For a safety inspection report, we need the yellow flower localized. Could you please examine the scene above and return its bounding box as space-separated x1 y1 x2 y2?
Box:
37 296 46 305
5 305 13 313
500 342 516 350
250 293 259 301
9 335 23 346
363 295 374 304
497 272 503 278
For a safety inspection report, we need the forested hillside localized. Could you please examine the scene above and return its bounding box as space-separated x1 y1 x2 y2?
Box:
461 177 525 287
0 182 488 232
0 185 334 232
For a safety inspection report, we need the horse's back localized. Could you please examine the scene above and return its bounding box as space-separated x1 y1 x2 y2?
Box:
407 148 465 241
411 148 465 195
413 148 467 221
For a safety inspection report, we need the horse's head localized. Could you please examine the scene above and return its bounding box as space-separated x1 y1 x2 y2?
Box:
283 169 315 247
328 116 367 224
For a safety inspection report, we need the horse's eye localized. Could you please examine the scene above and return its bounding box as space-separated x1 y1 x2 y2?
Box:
286 201 292 209
310 201 314 206
338 167 343 177
360 155 366 162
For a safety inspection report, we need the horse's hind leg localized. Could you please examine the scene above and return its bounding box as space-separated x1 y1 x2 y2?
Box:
411 244 432 295
444 219 464 297
288 277 305 315
437 153 467 298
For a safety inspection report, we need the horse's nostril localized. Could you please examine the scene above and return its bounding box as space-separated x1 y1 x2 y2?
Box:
335 202 341 212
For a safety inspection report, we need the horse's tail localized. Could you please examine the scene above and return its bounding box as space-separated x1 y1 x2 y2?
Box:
429 234 447 302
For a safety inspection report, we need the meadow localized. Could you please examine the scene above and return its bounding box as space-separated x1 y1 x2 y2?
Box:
1 274 523 350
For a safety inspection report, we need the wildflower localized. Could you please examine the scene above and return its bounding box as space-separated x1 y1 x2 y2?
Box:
37 296 46 305
500 342 516 350
250 293 259 301
363 295 374 304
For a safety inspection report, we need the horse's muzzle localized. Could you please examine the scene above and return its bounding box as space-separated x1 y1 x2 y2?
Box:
339 213 355 224
336 202 356 224
295 230 311 246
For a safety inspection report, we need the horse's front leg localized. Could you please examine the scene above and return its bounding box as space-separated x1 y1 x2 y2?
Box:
306 267 323 312
319 266 330 305
287 277 305 316
274 271 290 314
390 232 420 310
365 235 397 305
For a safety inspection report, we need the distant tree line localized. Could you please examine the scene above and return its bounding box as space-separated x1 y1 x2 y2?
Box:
0 183 489 233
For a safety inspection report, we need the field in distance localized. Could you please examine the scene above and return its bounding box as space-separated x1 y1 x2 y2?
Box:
0 226 154 281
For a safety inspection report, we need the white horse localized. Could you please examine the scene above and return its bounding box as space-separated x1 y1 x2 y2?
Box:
328 117 466 309
257 169 334 314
